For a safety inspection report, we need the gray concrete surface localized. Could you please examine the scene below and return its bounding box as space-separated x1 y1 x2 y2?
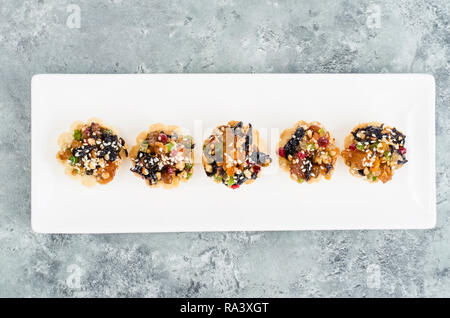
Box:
0 0 449 297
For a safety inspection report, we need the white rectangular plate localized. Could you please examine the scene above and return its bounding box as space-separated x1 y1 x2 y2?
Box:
31 74 436 233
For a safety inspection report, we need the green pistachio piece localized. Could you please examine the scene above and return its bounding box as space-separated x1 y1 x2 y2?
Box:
69 155 78 166
73 130 82 141
166 142 175 152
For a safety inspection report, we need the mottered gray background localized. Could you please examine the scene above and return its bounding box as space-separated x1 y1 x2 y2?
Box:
0 0 449 297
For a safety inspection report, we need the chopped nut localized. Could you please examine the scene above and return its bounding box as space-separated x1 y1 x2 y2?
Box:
176 161 185 170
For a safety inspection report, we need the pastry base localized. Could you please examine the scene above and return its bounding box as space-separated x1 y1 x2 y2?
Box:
130 123 194 189
56 117 127 187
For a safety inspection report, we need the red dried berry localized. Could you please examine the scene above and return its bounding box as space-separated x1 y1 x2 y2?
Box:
318 137 329 148
278 147 285 158
399 147 407 155
159 133 168 144
349 143 356 151
297 151 307 160
252 165 261 174
231 184 240 189
167 167 175 175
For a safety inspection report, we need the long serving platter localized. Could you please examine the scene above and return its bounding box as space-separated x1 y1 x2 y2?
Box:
31 74 436 233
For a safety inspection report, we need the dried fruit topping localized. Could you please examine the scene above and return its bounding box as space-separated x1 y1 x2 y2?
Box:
318 137 329 148
167 167 175 175
203 121 270 189
281 122 339 183
284 138 299 157
131 129 194 186
159 133 168 144
278 147 286 158
294 127 305 139
297 151 307 160
58 121 128 185
342 123 407 183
